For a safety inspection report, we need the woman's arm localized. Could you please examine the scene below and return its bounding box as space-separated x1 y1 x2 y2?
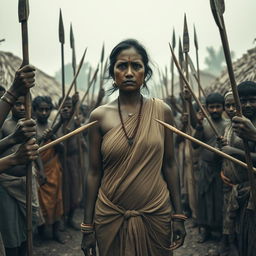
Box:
161 103 186 250
83 109 103 224
161 104 182 214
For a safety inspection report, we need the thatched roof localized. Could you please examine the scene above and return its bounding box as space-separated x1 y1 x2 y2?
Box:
0 51 62 104
206 47 256 95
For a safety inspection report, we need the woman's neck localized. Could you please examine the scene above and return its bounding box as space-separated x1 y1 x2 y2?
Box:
118 90 141 106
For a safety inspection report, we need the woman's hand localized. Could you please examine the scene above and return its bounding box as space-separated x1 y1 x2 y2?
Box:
170 221 186 251
81 232 97 256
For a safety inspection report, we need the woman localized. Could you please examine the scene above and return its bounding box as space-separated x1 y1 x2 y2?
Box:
81 39 186 256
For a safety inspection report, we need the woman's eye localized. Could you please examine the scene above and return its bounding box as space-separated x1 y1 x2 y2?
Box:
132 63 142 70
117 63 127 70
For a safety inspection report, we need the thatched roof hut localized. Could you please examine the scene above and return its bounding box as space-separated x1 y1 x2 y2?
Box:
206 47 256 95
0 51 62 104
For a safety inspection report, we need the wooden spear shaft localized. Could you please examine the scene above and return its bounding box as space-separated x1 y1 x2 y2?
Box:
59 9 65 97
18 0 33 254
187 54 207 99
66 67 99 130
51 48 87 128
210 0 256 209
155 119 256 173
39 121 97 153
195 49 201 101
169 43 220 137
61 44 65 97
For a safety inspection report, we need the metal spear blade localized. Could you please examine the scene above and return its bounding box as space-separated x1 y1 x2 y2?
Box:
59 9 65 44
210 0 224 30
172 28 176 49
70 23 75 49
194 25 198 50
100 43 105 64
183 14 189 53
18 0 29 22
178 37 184 68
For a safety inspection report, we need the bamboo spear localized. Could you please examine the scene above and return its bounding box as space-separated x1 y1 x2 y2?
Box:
194 25 202 101
39 121 97 153
171 29 176 96
178 38 185 93
66 66 99 129
182 14 195 189
169 43 220 137
210 0 256 209
59 9 65 97
155 119 256 173
18 0 33 254
51 48 87 128
187 54 207 99
164 66 169 97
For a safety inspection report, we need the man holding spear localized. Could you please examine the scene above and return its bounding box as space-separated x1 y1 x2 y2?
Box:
193 93 227 243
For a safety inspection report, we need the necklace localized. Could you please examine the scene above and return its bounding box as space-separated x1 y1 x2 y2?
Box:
118 95 143 146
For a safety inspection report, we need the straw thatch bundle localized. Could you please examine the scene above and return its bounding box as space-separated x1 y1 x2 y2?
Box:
0 51 62 104
206 47 256 95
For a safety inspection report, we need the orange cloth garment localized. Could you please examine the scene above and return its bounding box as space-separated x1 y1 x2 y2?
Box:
95 98 173 256
38 145 63 225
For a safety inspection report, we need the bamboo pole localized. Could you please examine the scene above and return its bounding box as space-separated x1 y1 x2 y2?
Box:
51 48 87 128
39 121 98 153
169 43 220 137
155 119 256 173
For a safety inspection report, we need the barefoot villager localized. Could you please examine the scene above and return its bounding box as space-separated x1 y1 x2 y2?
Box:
219 91 239 255
81 39 186 256
58 96 83 230
0 65 39 256
33 96 65 243
221 82 256 256
192 93 228 243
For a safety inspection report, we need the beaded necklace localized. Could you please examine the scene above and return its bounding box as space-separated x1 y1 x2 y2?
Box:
117 95 143 146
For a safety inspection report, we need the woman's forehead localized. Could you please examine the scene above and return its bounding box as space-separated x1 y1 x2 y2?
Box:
116 48 143 61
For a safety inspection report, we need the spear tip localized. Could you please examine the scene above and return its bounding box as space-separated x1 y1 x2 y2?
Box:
172 28 176 49
194 24 198 50
210 0 224 30
18 0 29 22
183 13 189 53
58 8 65 44
70 23 75 49
100 43 105 64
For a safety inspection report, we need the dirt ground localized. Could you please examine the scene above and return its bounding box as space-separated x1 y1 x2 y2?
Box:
34 209 220 256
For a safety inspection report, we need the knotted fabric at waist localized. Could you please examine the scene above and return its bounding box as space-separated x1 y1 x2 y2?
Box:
96 189 143 220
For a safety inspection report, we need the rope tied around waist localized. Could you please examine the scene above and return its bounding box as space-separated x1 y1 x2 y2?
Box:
123 210 141 219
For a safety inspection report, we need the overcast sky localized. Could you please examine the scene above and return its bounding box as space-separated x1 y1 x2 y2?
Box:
0 0 255 77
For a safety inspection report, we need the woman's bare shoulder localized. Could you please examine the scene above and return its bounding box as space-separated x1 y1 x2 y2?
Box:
89 100 117 121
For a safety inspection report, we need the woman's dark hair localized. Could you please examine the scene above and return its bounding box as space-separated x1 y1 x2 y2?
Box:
108 39 153 92
32 96 53 111
237 81 256 97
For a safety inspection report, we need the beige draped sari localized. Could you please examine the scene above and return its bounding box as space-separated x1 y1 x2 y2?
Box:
95 98 173 256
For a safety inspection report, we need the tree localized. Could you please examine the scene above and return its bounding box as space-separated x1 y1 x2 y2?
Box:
204 46 235 76
54 62 92 91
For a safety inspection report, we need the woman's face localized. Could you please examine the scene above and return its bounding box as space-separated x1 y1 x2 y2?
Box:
113 47 145 92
